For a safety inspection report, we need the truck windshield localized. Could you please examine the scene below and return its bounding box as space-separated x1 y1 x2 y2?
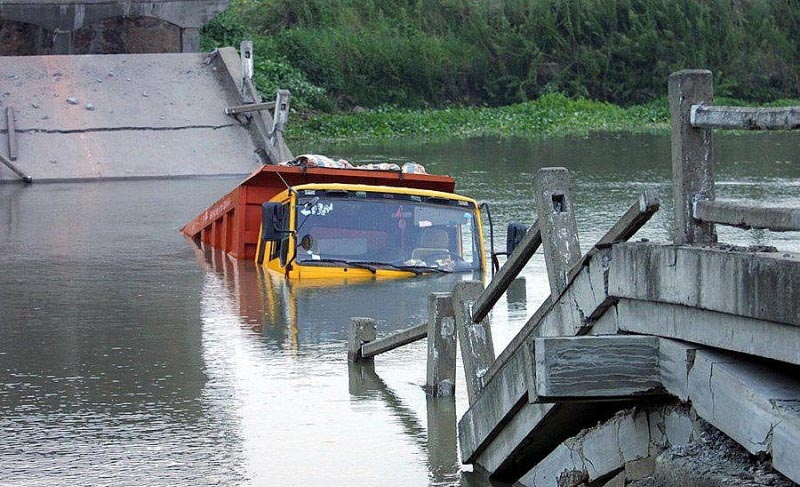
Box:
294 191 481 272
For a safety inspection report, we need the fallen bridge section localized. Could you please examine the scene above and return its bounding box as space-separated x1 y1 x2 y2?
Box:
456 70 800 486
519 338 800 486
459 241 800 483
0 48 289 182
611 243 800 366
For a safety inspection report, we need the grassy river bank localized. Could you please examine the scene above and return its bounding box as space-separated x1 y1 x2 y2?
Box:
286 93 798 144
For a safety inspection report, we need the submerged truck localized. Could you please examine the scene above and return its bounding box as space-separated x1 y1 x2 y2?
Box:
182 157 488 280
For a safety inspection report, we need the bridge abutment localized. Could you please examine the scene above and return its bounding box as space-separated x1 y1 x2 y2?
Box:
452 69 800 486
0 0 228 55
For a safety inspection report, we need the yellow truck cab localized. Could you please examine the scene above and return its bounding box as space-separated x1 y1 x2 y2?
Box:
256 183 486 279
182 158 493 282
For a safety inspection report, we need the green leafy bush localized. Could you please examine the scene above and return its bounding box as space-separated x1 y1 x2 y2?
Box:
203 0 800 112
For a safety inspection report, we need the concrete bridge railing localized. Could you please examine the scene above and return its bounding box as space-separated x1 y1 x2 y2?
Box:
454 70 800 486
670 69 800 243
347 69 800 487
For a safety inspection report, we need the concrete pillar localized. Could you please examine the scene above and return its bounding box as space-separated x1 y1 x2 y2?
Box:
426 292 456 397
669 69 717 245
52 29 73 55
181 27 201 53
347 317 377 362
240 40 254 82
452 281 496 404
269 89 293 162
535 167 582 296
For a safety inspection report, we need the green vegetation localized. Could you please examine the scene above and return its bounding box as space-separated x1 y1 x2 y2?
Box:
288 94 800 143
287 93 668 142
200 0 800 142
203 0 799 111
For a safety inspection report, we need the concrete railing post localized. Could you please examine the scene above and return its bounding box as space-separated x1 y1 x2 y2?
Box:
271 89 291 135
347 317 377 362
669 69 717 245
453 281 496 404
426 292 456 397
270 89 293 162
240 40 254 97
181 27 200 53
52 29 73 55
535 167 582 296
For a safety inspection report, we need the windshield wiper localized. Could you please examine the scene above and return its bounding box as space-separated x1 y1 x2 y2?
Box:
296 258 452 275
297 258 377 274
348 261 452 275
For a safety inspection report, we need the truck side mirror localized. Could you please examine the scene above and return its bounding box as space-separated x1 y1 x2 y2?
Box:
506 223 527 254
261 202 289 241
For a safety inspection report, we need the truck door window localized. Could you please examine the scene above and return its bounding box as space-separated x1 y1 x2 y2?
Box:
269 202 291 265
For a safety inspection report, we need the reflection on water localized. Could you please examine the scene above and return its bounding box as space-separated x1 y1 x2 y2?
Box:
195 242 481 349
1 132 797 486
0 178 247 486
195 244 486 486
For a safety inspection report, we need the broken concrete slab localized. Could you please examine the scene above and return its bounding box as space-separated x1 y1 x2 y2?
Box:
610 242 800 327
0 49 275 182
618 299 800 366
518 405 698 487
688 350 800 470
772 408 800 484
458 247 616 469
657 338 699 401
6 127 259 180
532 335 661 401
473 399 623 481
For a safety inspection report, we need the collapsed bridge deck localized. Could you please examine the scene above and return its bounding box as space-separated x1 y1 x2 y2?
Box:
0 47 289 182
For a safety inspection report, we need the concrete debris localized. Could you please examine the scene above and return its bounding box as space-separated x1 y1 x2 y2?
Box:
558 469 589 487
66 97 79 105
629 422 796 487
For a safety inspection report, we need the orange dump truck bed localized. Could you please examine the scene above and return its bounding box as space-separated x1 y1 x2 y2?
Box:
181 165 457 260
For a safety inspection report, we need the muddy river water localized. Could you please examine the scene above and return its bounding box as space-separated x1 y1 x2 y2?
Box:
1 133 797 486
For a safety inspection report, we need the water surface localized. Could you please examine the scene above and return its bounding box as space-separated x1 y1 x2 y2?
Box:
1 132 797 486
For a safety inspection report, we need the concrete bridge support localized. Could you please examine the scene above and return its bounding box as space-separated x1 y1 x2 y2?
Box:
453 69 800 486
458 209 800 485
0 0 228 55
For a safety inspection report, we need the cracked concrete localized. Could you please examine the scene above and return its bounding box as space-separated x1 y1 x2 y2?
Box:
645 420 797 487
518 405 697 487
1 52 264 181
4 124 238 135
519 406 796 487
